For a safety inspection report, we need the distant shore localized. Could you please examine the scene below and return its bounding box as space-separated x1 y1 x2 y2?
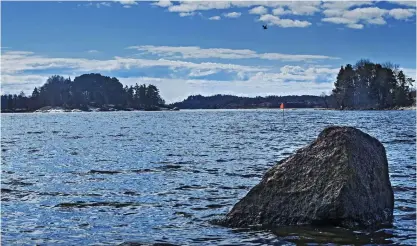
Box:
314 106 416 111
0 105 180 113
2 105 415 113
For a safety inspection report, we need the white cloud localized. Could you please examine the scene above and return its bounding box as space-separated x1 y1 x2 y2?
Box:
152 0 172 8
322 8 342 17
168 2 232 13
322 17 356 25
272 7 290 16
389 8 416 20
259 52 337 61
188 69 219 77
80 2 112 8
290 5 320 15
347 23 365 29
117 0 137 5
162 1 321 17
223 12 242 18
366 17 386 25
96 2 111 8
321 1 374 11
321 4 416 29
163 1 284 14
272 1 322 16
249 6 268 15
387 1 417 8
1 74 50 86
149 1 415 29
343 7 388 22
208 16 221 20
1 73 79 96
258 14 312 28
1 78 45 96
179 12 196 17
1 50 268 76
128 45 339 61
87 50 100 53
115 57 267 72
129 45 257 59
228 2 282 9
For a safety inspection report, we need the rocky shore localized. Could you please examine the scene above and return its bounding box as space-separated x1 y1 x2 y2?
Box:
1 105 179 113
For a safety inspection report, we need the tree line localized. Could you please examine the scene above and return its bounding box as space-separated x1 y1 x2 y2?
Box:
1 73 166 112
2 59 415 112
172 94 329 109
331 59 415 109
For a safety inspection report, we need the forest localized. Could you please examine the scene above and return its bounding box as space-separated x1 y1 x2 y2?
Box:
1 73 166 112
331 59 415 109
172 94 330 109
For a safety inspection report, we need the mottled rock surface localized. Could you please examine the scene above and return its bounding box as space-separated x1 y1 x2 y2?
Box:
221 126 394 229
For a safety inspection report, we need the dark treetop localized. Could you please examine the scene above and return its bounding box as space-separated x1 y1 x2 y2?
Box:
171 94 331 109
1 73 167 112
331 59 415 110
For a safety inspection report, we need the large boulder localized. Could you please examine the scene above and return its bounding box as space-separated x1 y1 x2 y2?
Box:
221 126 394 229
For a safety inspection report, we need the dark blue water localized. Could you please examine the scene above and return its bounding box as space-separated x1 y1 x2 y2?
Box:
1 109 416 245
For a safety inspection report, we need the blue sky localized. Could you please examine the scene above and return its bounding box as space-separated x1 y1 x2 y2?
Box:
1 1 416 103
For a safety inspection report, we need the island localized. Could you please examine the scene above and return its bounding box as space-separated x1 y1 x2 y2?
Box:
330 59 415 110
1 73 176 113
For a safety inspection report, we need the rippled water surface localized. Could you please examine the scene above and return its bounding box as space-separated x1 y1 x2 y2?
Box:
2 109 416 245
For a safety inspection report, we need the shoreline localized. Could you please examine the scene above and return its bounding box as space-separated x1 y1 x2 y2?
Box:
314 106 416 111
0 105 180 114
1 106 415 113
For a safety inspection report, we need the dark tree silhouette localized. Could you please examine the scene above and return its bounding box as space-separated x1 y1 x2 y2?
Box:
171 94 334 109
1 73 167 112
331 60 415 110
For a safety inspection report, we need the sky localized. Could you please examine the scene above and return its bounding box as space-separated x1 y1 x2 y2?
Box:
1 0 416 103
